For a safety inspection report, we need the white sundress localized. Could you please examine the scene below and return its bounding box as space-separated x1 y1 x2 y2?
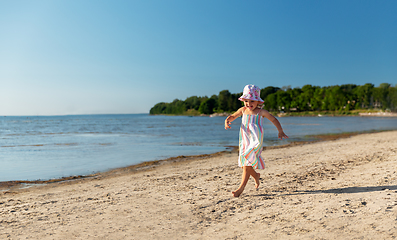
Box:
238 113 265 169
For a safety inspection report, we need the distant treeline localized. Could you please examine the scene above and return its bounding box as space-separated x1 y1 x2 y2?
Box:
149 83 397 115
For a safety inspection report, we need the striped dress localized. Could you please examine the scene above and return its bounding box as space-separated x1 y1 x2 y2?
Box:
238 113 265 169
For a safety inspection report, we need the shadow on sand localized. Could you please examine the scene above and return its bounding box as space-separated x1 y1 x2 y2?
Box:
254 185 397 197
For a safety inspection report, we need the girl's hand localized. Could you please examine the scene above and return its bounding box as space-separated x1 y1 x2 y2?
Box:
278 131 288 140
225 120 231 129
224 108 244 130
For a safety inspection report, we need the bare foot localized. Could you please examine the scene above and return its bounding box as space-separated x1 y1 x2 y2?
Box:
255 173 260 189
232 188 244 197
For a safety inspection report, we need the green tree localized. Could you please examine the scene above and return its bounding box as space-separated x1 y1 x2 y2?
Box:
311 87 325 111
165 99 186 114
325 86 346 111
209 95 219 112
298 85 316 111
198 98 216 114
184 96 203 110
340 84 357 110
218 90 232 112
230 93 242 112
276 90 291 111
287 88 302 110
264 93 277 111
149 102 168 114
372 83 391 110
388 85 397 111
260 86 280 100
354 83 374 109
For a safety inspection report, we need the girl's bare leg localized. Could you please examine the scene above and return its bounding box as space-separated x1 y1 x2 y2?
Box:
232 167 250 197
232 166 260 197
249 169 260 189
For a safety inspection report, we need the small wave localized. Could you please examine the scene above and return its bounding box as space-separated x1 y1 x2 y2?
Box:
55 143 79 146
2 143 81 148
171 142 203 146
1 144 44 147
284 123 322 126
96 143 113 146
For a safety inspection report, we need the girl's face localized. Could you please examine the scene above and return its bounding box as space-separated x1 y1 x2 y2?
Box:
243 99 259 110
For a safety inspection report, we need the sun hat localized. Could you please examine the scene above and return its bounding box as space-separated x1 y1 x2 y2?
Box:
238 84 264 103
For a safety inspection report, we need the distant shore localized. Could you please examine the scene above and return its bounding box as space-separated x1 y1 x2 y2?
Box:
152 110 397 118
277 110 397 117
358 112 397 117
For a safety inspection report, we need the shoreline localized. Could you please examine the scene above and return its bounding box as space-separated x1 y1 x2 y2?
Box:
2 128 395 192
1 130 396 239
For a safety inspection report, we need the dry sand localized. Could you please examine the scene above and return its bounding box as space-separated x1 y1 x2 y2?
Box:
1 131 396 240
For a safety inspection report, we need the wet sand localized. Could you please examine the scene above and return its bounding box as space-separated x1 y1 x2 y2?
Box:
1 131 396 239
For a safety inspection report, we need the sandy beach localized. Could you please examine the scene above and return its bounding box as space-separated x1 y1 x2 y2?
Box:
1 131 396 239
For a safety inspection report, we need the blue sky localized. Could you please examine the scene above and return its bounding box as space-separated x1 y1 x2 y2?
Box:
0 0 396 115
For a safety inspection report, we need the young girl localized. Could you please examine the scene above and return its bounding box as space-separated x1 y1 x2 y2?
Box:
225 84 288 197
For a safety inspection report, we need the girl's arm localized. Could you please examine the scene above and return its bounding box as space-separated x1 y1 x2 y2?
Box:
259 109 289 140
224 107 245 129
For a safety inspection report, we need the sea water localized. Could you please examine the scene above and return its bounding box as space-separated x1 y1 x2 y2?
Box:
1 114 396 182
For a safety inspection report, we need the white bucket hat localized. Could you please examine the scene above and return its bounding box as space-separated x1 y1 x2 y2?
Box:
238 84 264 103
